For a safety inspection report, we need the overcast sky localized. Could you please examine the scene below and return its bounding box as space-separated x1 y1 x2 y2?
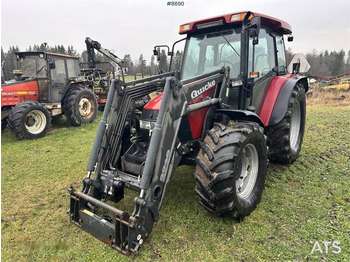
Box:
1 0 350 64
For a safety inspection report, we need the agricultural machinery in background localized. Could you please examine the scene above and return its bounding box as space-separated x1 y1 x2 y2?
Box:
1 51 98 139
68 11 309 255
80 37 124 110
1 38 124 140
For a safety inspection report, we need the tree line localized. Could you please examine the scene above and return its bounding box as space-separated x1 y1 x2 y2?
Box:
286 48 350 78
1 44 349 81
1 44 183 81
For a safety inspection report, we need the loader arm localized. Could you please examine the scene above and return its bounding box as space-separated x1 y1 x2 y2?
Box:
69 67 227 255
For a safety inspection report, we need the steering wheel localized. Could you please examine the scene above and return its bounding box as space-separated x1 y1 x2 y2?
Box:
218 60 238 76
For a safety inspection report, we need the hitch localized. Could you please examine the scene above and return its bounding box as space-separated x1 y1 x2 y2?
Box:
69 186 146 255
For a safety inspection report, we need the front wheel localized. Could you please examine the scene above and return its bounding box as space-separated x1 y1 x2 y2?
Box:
63 86 97 126
2 117 8 130
7 101 51 140
267 83 306 164
194 122 267 221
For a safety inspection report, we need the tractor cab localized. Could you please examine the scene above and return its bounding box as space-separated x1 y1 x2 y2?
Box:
13 51 81 102
179 11 292 113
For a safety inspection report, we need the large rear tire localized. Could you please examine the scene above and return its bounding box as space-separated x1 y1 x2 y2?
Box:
7 101 51 140
267 83 306 164
194 122 267 221
63 86 97 126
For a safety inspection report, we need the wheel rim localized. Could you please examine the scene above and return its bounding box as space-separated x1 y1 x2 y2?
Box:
290 101 301 151
236 143 259 200
79 96 94 118
25 110 47 134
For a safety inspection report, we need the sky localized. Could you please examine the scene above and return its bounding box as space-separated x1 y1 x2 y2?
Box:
1 0 350 64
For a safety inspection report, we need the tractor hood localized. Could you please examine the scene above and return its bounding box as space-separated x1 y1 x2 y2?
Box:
1 80 39 107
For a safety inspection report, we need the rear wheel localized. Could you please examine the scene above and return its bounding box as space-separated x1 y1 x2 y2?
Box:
194 122 267 221
63 86 97 126
267 83 306 164
7 101 51 140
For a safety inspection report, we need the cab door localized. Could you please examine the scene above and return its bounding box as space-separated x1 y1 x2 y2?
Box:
49 57 68 103
249 27 279 114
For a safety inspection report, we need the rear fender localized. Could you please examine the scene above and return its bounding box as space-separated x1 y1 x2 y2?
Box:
268 76 308 126
258 75 308 126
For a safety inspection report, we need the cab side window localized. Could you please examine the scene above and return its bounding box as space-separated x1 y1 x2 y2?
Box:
275 35 287 74
249 28 276 79
51 58 66 84
66 59 80 79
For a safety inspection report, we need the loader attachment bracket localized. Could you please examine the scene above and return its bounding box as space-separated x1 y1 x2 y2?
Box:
69 186 150 255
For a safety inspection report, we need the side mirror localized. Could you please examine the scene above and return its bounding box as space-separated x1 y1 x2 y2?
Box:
153 45 172 62
153 47 160 62
249 16 261 45
49 61 55 69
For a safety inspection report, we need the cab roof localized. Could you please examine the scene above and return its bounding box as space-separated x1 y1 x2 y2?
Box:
15 51 79 60
179 11 292 35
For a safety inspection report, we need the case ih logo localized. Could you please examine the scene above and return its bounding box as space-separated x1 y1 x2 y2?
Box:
191 80 216 99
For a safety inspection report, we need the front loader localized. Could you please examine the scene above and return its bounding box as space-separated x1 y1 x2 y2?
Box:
68 11 309 255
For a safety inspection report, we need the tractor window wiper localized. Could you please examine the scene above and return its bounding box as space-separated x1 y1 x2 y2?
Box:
217 30 240 58
32 64 46 78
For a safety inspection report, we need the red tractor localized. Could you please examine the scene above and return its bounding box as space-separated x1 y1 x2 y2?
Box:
1 51 97 139
68 11 308 255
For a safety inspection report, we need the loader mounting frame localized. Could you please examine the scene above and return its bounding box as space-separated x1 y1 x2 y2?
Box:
68 68 228 255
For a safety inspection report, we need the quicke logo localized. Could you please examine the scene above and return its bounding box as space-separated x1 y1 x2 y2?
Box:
191 80 216 100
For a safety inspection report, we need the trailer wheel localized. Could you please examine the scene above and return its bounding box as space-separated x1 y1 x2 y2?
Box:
267 83 306 164
194 122 267 221
63 86 97 126
7 101 51 140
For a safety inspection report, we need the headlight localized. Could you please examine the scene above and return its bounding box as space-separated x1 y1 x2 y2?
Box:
140 120 155 130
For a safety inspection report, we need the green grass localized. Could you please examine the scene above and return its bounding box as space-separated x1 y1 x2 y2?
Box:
2 105 350 261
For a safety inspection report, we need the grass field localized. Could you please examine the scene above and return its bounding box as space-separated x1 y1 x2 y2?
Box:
1 93 350 261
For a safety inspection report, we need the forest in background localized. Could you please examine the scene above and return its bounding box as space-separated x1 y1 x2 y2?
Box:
1 44 349 81
1 44 182 81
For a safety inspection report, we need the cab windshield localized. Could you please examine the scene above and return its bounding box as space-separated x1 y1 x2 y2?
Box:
19 55 47 78
181 28 241 80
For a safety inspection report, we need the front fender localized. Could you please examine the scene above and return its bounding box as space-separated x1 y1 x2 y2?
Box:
216 109 266 132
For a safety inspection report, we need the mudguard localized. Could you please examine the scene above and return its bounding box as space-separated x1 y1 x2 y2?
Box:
259 75 308 126
216 109 265 131
269 76 308 126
